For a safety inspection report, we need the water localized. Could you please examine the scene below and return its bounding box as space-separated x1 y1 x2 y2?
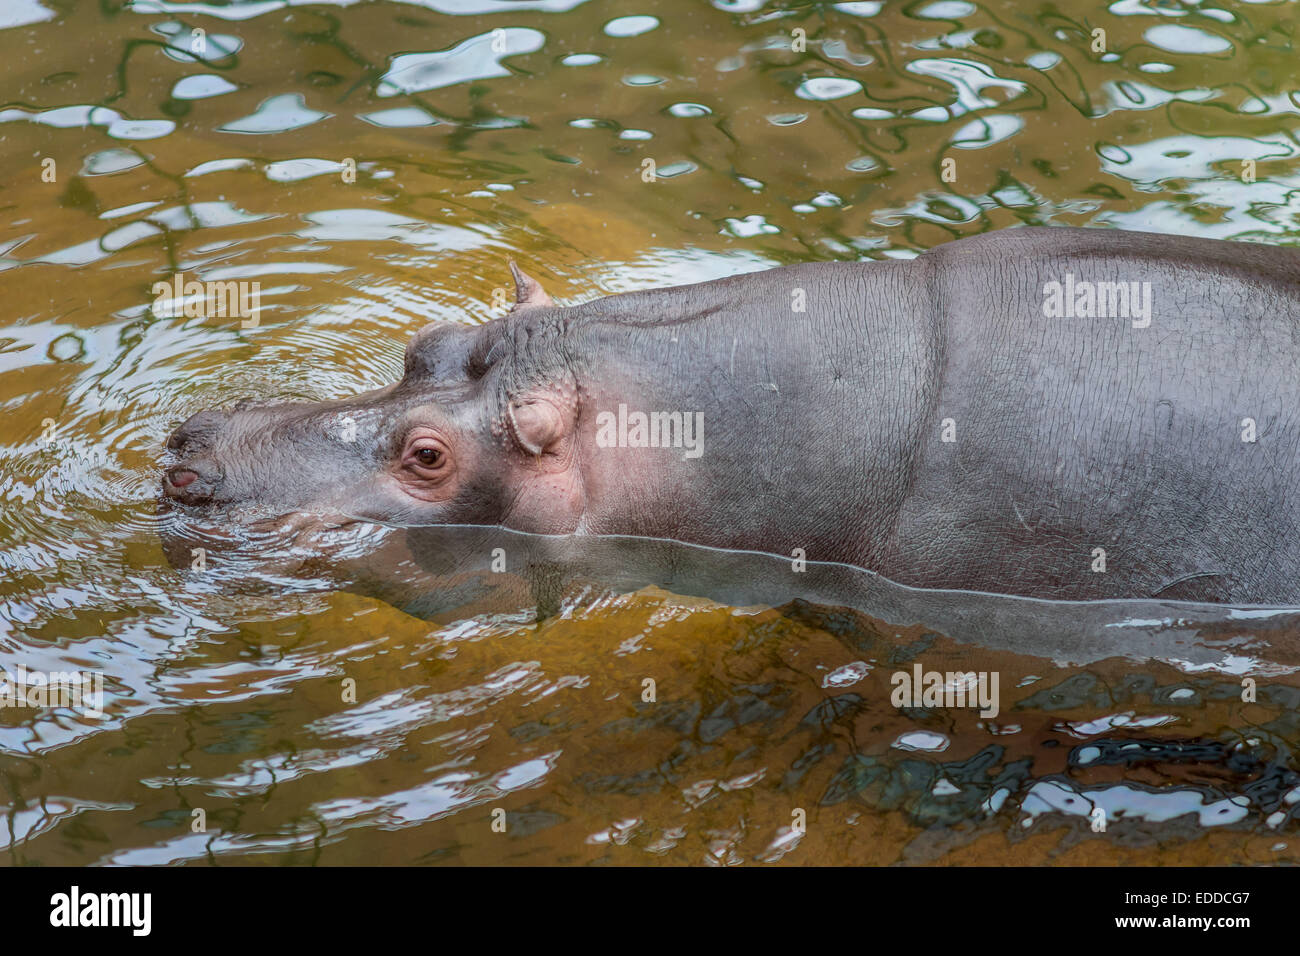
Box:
2 0 1300 865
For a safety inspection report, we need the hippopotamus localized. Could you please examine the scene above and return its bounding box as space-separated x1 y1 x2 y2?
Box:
161 226 1300 605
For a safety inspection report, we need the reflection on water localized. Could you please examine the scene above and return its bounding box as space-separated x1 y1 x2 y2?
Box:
2 0 1300 865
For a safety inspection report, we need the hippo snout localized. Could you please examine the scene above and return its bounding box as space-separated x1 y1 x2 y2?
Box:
163 407 236 505
160 393 380 516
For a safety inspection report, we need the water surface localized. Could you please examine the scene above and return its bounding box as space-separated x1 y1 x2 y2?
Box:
2 0 1300 865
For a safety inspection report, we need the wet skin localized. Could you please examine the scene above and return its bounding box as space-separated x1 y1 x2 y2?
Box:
162 226 1300 604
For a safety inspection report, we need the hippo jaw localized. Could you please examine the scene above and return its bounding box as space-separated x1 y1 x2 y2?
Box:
159 267 592 562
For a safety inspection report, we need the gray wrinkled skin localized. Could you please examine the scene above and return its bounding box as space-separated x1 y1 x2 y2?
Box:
162 226 1300 604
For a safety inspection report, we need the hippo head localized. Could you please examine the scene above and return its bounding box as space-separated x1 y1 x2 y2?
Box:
159 265 587 561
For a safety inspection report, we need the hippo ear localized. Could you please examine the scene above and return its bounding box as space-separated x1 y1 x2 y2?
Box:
506 389 574 458
508 261 554 312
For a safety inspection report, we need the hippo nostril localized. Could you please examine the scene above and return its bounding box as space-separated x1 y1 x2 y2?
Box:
168 468 199 489
163 460 223 504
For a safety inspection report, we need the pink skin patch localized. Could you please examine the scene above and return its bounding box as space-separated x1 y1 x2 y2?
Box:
168 469 199 489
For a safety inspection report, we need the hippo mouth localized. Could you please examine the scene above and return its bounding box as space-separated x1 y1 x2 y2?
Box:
157 489 393 581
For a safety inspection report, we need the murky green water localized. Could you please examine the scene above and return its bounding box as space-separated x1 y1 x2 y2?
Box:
3 0 1300 865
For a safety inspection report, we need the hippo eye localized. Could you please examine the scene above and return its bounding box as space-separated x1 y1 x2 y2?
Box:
402 435 451 480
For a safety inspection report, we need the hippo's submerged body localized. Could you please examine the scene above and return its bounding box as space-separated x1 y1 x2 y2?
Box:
162 227 1300 604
